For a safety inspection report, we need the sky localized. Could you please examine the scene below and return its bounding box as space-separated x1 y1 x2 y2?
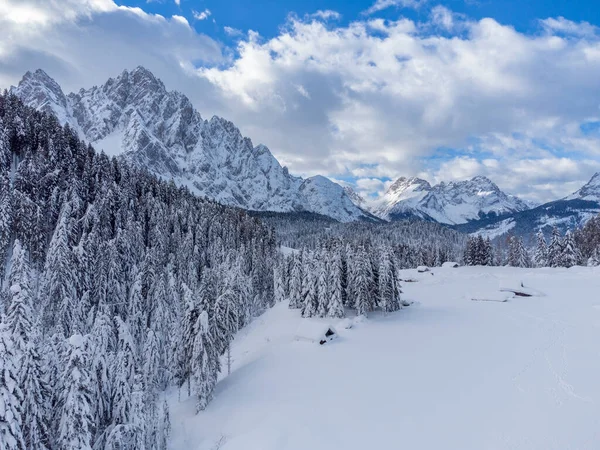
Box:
1 0 600 204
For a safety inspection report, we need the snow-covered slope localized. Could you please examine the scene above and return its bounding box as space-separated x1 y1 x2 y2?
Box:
374 175 529 224
170 265 600 450
11 68 371 223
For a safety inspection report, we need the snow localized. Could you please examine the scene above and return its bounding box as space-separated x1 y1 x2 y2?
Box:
93 129 125 157
170 266 600 450
470 218 516 239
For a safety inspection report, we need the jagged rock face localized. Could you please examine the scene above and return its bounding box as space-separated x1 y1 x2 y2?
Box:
375 175 529 225
12 67 371 222
343 186 368 209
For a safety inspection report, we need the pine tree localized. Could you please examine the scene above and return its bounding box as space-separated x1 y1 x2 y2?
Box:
534 230 548 267
42 204 77 335
379 250 400 315
547 227 563 267
192 311 219 412
58 334 94 450
354 246 372 317
111 318 137 426
0 319 25 450
157 400 171 450
327 251 345 319
316 254 329 318
21 338 51 450
288 254 303 309
301 254 318 318
560 230 580 268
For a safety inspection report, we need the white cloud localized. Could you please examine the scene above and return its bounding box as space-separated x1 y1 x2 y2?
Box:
311 10 341 21
430 5 466 32
171 15 190 27
364 0 428 15
0 0 223 93
174 0 180 5
193 9 211 21
540 17 598 38
224 26 243 37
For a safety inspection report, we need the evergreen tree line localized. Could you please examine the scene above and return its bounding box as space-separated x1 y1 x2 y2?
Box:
464 220 600 268
276 240 409 318
463 236 494 266
262 213 467 269
0 92 276 449
533 228 583 268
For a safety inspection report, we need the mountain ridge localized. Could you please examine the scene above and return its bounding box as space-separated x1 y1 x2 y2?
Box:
372 175 529 225
11 67 374 223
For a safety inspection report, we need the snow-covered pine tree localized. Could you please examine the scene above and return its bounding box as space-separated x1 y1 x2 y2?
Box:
301 253 318 318
158 400 171 450
560 230 580 268
192 311 219 412
288 254 302 309
142 329 161 402
378 250 401 315
316 254 329 318
354 246 372 317
273 259 286 304
58 334 94 450
588 247 600 266
111 318 137 427
534 230 548 267
41 204 78 335
88 310 114 440
20 336 51 450
178 299 199 396
0 318 25 450
547 227 563 267
327 250 345 319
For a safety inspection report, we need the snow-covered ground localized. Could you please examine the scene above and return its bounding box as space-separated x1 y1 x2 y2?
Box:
170 266 600 450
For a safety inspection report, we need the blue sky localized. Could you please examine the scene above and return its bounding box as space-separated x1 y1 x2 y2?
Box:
1 0 600 203
119 0 600 39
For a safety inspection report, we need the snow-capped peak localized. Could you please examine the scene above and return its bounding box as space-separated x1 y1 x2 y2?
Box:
11 67 371 223
565 172 600 201
374 175 529 224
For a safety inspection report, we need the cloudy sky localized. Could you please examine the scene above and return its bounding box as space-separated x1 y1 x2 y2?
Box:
1 0 600 203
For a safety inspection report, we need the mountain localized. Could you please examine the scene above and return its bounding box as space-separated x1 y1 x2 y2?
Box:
11 67 372 223
374 175 529 225
455 172 600 240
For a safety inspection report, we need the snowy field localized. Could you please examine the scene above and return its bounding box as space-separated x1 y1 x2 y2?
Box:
170 266 600 450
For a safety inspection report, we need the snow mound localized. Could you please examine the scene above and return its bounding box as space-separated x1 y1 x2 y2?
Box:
294 321 337 344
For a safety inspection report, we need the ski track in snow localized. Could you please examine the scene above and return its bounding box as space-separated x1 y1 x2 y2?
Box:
170 266 600 450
